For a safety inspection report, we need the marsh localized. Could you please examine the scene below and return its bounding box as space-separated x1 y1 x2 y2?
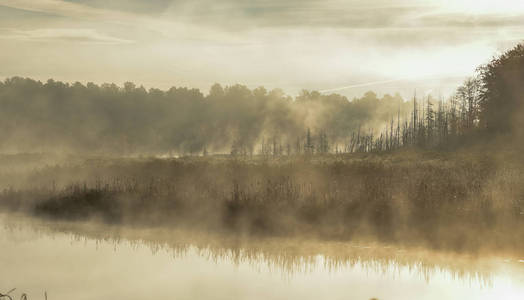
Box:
1 1 524 299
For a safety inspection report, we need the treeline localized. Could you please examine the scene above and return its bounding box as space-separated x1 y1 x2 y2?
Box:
1 43 522 155
284 42 524 155
237 76 490 156
341 80 482 154
0 78 410 154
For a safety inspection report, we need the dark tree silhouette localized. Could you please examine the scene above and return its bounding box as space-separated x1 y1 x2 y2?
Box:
479 43 524 134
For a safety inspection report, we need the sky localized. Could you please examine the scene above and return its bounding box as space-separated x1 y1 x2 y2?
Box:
0 0 523 99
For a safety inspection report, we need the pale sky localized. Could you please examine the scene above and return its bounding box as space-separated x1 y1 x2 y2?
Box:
0 0 523 98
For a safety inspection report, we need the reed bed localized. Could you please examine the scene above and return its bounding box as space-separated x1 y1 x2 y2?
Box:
1 155 523 253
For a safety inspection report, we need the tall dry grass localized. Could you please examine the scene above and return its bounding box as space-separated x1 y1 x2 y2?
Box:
1 154 523 253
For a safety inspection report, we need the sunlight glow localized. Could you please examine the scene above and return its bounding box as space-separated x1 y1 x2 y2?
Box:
438 0 524 14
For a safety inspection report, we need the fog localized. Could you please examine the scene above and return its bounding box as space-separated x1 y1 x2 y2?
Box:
1 0 523 98
2 213 524 300
0 78 412 154
1 1 524 299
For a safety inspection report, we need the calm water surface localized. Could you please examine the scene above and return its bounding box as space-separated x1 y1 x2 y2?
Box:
1 214 524 300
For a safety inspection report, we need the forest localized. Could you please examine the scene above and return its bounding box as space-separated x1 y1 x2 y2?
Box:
1 45 522 157
0 78 409 155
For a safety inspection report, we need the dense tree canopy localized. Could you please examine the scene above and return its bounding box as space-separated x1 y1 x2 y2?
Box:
479 43 524 135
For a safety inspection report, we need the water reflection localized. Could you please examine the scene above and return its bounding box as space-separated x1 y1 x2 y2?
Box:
1 213 524 300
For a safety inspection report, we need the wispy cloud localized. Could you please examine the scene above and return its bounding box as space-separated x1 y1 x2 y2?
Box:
0 0 121 20
0 0 224 41
0 0 523 98
418 13 524 28
3 0 523 31
1 0 523 41
0 28 134 44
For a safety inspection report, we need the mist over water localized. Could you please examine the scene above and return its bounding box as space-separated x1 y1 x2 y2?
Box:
2 213 524 300
1 1 524 299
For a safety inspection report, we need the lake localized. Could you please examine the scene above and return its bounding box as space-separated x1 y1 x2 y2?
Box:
1 213 523 300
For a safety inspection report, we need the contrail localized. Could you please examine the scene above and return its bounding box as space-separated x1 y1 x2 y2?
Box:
319 78 408 93
319 73 467 93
